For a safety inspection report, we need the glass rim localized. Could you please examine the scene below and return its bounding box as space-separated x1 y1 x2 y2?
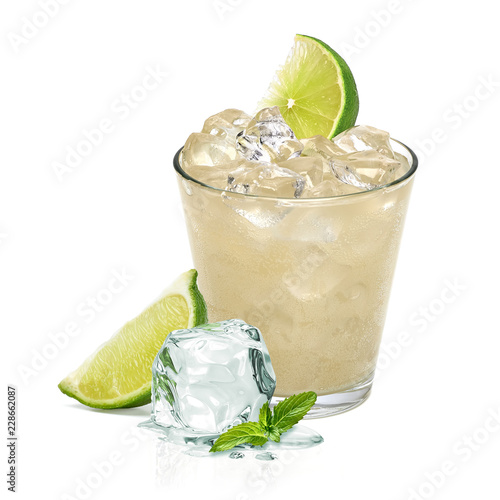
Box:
173 138 418 202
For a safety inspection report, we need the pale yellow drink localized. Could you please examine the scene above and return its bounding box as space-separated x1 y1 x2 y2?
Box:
174 139 416 415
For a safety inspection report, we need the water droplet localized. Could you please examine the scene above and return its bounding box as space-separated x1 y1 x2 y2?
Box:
255 452 277 461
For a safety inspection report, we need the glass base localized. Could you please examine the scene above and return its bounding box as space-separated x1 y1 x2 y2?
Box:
271 371 374 419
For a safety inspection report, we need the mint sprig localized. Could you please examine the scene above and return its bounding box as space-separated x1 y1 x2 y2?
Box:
271 392 317 434
209 422 267 451
259 401 273 429
209 391 317 453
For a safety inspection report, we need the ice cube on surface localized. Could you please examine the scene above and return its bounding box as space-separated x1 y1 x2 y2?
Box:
181 158 258 190
326 125 408 189
301 178 362 198
331 150 401 189
182 133 237 167
277 156 323 190
300 127 408 190
333 125 395 158
227 164 306 198
180 108 411 198
300 135 345 164
151 319 276 434
393 151 411 180
201 108 251 141
236 106 303 163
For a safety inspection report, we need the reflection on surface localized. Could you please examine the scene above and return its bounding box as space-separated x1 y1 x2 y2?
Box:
139 420 323 454
153 432 324 497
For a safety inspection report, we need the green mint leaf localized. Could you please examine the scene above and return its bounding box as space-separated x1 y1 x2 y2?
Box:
210 392 317 453
272 391 317 434
209 422 268 453
259 401 273 431
268 426 281 443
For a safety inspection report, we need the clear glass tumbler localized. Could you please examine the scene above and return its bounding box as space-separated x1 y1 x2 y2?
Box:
174 140 417 417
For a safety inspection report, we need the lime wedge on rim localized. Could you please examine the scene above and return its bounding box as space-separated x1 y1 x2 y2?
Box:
259 34 359 139
58 269 208 409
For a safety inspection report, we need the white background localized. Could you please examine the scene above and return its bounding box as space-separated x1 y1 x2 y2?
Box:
2 1 499 499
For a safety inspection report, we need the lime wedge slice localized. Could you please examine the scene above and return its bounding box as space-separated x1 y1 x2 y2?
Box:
58 269 208 409
259 34 359 139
